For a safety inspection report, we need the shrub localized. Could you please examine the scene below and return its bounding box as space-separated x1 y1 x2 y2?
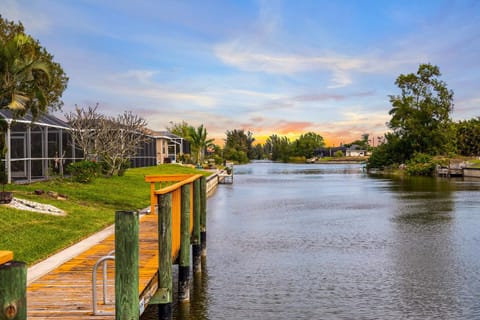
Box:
67 160 100 183
289 156 306 163
405 153 436 176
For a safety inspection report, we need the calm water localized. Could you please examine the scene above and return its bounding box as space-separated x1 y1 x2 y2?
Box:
143 162 480 319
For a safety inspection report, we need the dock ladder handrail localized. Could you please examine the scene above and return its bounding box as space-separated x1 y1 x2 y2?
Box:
92 250 115 316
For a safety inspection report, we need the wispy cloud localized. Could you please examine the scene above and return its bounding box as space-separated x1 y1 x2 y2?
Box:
2 0 52 32
215 41 367 88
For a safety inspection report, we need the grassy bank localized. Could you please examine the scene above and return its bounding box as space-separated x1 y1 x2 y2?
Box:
0 164 210 265
468 159 480 168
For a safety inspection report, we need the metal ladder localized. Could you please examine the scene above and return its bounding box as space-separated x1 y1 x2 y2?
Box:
92 250 115 316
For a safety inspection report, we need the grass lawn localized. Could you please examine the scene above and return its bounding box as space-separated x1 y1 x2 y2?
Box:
0 164 210 265
468 159 480 168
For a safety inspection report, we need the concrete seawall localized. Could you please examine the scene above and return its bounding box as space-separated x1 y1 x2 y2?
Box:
206 172 219 195
463 167 480 178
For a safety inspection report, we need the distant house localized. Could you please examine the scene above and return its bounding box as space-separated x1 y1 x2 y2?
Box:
148 131 188 164
314 146 347 158
345 144 367 157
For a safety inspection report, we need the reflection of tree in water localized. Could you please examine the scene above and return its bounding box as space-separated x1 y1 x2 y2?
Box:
381 175 456 223
386 175 465 318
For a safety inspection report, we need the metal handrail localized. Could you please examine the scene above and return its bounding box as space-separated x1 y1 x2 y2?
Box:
92 252 115 316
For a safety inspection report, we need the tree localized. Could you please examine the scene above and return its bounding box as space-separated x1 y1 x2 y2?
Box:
223 129 255 163
388 63 454 157
265 134 291 162
344 133 370 150
65 104 104 160
66 106 149 176
188 124 214 164
167 120 191 139
0 15 68 116
292 132 325 158
455 117 480 156
99 111 149 176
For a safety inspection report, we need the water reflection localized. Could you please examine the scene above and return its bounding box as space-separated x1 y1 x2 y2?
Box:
382 175 461 318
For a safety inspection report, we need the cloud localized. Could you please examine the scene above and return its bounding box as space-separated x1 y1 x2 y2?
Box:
215 41 367 88
293 91 374 102
1 0 52 33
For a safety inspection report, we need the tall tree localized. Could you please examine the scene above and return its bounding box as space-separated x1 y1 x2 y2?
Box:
388 63 454 157
0 15 68 116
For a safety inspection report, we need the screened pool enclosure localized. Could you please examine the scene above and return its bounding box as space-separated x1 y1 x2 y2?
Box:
0 110 165 183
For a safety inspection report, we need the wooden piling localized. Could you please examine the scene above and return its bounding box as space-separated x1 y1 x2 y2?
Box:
0 259 26 320
179 184 191 302
157 193 173 319
200 176 207 257
192 179 202 273
115 211 139 320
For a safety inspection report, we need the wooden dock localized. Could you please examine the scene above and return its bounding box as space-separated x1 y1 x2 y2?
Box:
19 174 208 319
27 213 159 319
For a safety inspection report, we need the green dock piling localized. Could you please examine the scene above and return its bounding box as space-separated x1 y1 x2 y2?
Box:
115 211 139 320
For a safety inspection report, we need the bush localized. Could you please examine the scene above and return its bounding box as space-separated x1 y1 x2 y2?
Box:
405 153 436 176
334 150 344 157
67 160 99 183
289 156 306 163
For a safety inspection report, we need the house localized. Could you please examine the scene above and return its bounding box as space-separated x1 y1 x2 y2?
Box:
148 131 188 164
314 146 347 158
345 144 367 157
0 109 83 183
0 111 185 183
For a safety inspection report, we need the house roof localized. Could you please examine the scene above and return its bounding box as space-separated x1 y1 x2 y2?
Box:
149 130 183 140
0 109 71 130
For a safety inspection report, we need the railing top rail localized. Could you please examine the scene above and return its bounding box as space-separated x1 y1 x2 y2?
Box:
144 174 197 182
0 250 13 265
146 174 203 195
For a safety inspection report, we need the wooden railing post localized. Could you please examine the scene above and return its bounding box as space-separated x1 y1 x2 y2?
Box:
179 184 191 302
0 251 26 320
157 193 173 319
192 178 202 273
200 176 207 257
115 211 139 320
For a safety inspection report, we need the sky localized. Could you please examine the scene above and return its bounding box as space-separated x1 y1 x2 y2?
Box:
2 0 480 146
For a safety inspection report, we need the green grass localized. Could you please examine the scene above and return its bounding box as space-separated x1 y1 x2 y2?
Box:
468 159 480 168
0 164 210 265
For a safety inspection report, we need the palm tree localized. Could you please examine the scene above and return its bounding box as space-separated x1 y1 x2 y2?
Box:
0 33 51 115
188 125 214 165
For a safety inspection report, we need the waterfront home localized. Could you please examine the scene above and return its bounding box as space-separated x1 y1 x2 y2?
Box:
0 111 184 183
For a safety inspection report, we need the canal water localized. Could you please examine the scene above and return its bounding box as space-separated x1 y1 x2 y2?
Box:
143 161 480 319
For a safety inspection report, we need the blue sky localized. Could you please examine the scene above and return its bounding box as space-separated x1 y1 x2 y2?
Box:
3 0 479 145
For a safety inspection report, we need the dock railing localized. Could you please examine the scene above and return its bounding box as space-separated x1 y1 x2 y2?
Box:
114 174 206 319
